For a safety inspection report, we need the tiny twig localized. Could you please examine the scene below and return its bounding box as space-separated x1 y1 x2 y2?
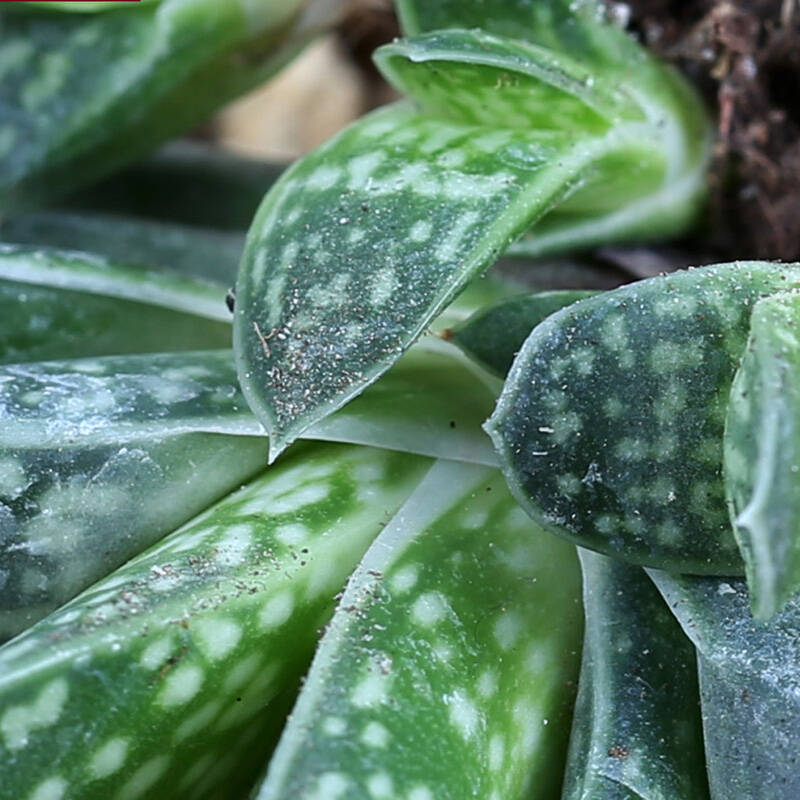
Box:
253 321 275 358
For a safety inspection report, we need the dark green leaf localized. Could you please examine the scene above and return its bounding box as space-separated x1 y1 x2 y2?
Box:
447 290 597 376
725 290 800 619
564 550 708 800
1 211 245 285
650 571 800 800
0 0 338 209
256 461 582 800
487 262 800 573
0 245 231 363
62 140 284 232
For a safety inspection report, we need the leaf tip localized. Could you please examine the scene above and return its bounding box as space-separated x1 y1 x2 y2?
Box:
267 433 294 465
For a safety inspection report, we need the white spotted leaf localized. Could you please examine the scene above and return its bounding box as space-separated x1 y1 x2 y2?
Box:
0 350 270 641
0 0 339 210
255 460 583 800
398 0 711 259
0 443 429 800
236 19 710 459
724 291 800 619
487 262 800 574
0 338 498 640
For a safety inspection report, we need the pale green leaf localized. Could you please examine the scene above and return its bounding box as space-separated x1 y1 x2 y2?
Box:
0 351 270 641
255 460 582 800
0 244 231 322
396 0 606 45
724 291 800 619
399 0 713 256
375 30 645 131
650 571 800 800
18 0 160 12
0 443 429 800
0 245 232 363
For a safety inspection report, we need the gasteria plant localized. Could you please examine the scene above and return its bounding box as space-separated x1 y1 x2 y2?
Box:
2 1 799 800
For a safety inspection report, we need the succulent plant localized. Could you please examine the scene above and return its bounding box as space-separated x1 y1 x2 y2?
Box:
2 2 799 800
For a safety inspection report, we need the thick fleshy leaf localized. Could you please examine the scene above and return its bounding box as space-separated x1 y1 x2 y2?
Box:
396 0 605 43
0 443 429 800
0 245 231 363
376 31 645 131
0 340 498 640
0 351 269 641
0 243 231 318
725 291 800 619
255 460 583 800
62 140 284 232
0 0 339 210
236 16 710 459
487 262 800 574
233 101 584 459
0 244 231 363
564 550 708 800
1 211 246 285
399 0 712 259
650 571 800 800
19 1 161 12
447 290 597 376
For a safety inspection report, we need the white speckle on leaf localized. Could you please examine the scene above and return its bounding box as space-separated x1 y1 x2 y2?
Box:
1 678 68 751
158 664 204 708
27 777 66 800
194 618 242 661
361 721 390 748
259 591 295 630
89 738 129 779
411 592 450 627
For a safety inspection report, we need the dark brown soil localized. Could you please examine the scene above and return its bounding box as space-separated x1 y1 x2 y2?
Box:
619 0 800 261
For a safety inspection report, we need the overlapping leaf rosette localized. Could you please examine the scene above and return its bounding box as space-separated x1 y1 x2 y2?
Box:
1 1 797 799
